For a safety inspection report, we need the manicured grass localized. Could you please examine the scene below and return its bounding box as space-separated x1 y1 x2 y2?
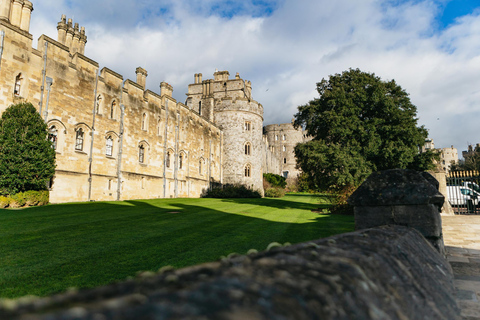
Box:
0 194 354 299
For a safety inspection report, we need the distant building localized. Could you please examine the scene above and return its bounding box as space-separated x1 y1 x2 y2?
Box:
424 139 458 173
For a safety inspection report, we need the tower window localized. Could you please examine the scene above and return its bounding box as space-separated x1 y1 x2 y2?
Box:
245 164 251 177
199 101 202 116
283 134 286 141
166 152 171 168
245 142 251 155
284 158 287 164
199 160 202 175
245 121 251 131
283 145 286 152
179 154 183 169
275 135 278 141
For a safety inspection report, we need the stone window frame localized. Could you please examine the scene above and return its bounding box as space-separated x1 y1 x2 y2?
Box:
245 142 252 155
14 73 23 96
105 131 119 158
244 163 252 177
199 101 202 116
48 125 58 151
141 113 148 131
96 94 104 115
166 148 175 169
46 119 67 154
179 151 187 170
275 135 278 141
105 135 113 157
74 122 93 153
138 140 150 164
110 100 117 120
283 134 286 141
283 145 286 152
284 158 287 164
75 128 85 151
244 121 251 131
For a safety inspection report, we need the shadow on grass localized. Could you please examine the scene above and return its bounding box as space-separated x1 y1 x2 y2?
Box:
0 195 354 299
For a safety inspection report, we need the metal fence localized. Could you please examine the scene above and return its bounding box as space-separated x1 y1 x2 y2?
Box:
446 170 480 214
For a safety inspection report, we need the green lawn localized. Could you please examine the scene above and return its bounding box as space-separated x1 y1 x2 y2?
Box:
0 193 354 299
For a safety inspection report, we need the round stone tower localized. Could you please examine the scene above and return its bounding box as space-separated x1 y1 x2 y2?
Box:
186 71 264 194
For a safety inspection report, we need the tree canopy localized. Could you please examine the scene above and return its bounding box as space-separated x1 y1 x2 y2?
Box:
0 102 56 194
294 69 436 191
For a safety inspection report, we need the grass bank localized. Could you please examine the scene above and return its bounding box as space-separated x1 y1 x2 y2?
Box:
0 194 354 298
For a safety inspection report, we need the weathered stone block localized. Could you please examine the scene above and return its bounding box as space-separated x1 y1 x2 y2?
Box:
349 169 445 254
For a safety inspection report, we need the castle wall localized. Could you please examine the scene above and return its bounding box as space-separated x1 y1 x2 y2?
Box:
0 12 221 203
264 123 311 182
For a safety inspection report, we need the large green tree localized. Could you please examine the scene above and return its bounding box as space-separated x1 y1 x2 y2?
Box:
294 69 436 191
0 102 56 194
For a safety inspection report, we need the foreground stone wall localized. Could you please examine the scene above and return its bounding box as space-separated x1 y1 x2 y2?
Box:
0 226 459 320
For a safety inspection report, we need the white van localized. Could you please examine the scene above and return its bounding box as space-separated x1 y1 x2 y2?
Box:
447 186 480 207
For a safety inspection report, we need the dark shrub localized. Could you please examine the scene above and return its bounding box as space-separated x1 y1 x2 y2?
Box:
202 184 261 198
264 187 285 198
263 173 286 189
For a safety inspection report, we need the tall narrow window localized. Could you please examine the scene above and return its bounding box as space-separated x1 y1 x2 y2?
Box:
96 95 102 114
199 160 202 175
275 135 278 141
110 101 116 119
14 73 22 96
283 145 286 152
179 154 183 169
283 134 286 141
157 119 162 136
245 121 251 131
283 158 287 164
166 152 171 168
245 142 251 155
106 136 113 157
142 113 147 130
48 125 58 150
75 128 84 151
139 145 145 163
245 164 251 177
198 101 202 116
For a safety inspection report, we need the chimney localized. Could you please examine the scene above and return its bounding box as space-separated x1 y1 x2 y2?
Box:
19 0 33 32
10 0 23 28
194 73 198 84
0 0 12 21
57 15 67 44
160 82 173 97
65 18 74 50
198 73 202 83
79 26 87 55
136 67 148 89
71 22 80 54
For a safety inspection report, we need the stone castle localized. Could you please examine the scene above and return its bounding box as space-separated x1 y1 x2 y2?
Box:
0 1 310 203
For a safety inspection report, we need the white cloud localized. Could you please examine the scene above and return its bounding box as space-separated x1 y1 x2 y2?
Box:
27 0 480 152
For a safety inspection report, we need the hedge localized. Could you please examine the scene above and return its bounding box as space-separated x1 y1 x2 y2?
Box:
0 191 49 209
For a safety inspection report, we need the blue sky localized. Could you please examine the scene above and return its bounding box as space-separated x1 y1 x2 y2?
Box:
28 0 480 153
439 0 480 27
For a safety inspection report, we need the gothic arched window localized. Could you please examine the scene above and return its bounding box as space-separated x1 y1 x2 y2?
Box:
14 73 22 96
245 142 251 155
75 128 84 151
48 125 58 150
245 164 251 177
139 145 145 163
106 136 113 157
